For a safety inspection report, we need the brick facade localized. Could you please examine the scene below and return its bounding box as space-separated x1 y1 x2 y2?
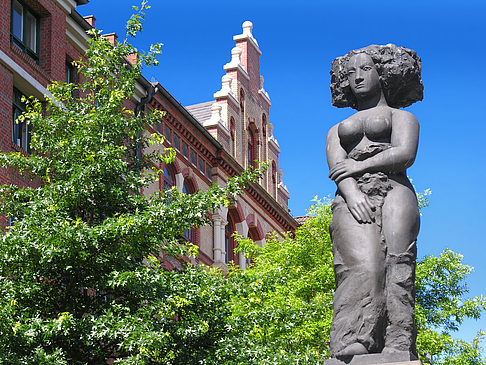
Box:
0 0 297 269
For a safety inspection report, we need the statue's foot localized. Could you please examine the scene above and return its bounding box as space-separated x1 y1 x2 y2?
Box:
336 343 368 357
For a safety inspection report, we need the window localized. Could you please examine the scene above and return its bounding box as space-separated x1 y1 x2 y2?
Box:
12 88 31 153
272 161 277 195
181 140 189 159
205 162 212 180
11 0 40 62
198 156 204 173
239 89 245 113
190 148 197 166
262 113 267 137
173 133 180 151
65 61 76 83
163 164 175 191
230 116 236 155
182 180 196 243
248 128 256 168
225 215 235 264
164 122 172 144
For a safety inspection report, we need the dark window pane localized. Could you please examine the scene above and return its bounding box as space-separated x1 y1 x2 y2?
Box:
164 165 175 190
65 61 75 83
25 11 37 51
164 123 172 144
198 156 204 172
190 149 197 166
206 162 212 179
181 140 188 158
12 1 23 40
173 133 180 151
12 88 31 153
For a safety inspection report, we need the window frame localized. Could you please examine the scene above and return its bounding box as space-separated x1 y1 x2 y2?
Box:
182 179 196 244
225 215 235 264
11 0 40 63
12 88 32 153
163 164 176 192
247 128 256 169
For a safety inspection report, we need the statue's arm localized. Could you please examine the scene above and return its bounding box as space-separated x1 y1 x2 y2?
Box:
327 125 375 223
329 111 419 182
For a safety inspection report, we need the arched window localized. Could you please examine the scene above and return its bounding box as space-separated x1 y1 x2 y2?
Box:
164 164 176 191
230 116 236 156
272 161 277 196
225 215 236 264
183 179 196 243
262 113 267 137
239 89 245 113
248 128 256 168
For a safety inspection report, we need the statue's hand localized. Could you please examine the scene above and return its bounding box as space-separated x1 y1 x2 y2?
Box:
329 159 363 183
345 192 375 224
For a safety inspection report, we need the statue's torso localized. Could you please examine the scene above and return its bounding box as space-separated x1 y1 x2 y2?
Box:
338 107 393 155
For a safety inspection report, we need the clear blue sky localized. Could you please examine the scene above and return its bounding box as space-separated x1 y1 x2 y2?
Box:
79 0 486 352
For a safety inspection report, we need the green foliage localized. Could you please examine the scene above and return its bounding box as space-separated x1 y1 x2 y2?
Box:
416 250 486 364
216 199 335 364
0 2 482 363
0 5 263 364
217 197 486 364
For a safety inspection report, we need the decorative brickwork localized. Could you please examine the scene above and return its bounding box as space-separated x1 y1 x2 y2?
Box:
0 1 297 269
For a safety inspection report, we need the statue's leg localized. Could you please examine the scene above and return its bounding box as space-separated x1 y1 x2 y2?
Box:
329 196 386 356
381 183 420 354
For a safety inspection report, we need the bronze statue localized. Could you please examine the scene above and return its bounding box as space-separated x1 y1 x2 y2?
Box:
326 44 423 360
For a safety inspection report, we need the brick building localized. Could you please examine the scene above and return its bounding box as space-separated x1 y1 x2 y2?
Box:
0 0 297 269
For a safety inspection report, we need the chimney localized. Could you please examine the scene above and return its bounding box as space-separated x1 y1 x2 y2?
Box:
126 53 138 66
83 15 95 27
103 33 118 46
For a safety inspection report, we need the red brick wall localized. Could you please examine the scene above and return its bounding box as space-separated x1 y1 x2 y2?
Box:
0 0 75 228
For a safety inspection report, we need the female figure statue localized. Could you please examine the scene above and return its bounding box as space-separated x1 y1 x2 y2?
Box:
326 45 423 358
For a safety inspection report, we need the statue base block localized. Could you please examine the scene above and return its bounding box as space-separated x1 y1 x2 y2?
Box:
324 351 421 365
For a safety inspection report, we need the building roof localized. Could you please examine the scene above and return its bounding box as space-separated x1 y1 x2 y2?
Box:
294 216 311 226
186 101 213 125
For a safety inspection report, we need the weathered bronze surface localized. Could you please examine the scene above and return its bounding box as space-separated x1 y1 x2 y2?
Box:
326 44 423 360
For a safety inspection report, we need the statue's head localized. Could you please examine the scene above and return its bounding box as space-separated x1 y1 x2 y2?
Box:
330 44 423 109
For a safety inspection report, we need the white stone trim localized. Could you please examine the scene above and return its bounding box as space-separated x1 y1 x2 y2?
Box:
66 15 89 53
223 47 249 81
278 182 290 199
214 75 239 106
268 135 281 154
258 89 271 106
233 21 262 56
235 220 249 238
53 0 76 14
175 173 184 192
258 75 271 106
0 49 50 100
224 63 249 80
203 103 231 139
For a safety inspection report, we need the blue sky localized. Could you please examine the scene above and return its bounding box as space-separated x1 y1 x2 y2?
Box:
79 0 486 352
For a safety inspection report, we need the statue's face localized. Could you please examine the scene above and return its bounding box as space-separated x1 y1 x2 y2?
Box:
346 53 381 98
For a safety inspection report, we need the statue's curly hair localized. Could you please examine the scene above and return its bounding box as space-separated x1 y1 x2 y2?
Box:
330 44 424 109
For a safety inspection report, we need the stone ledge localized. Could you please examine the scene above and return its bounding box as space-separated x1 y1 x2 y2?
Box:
324 351 421 365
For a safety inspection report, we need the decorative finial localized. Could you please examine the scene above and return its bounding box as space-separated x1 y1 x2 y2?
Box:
242 21 253 37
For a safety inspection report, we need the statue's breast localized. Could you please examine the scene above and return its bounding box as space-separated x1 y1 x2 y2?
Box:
364 115 391 141
338 115 392 146
338 118 363 144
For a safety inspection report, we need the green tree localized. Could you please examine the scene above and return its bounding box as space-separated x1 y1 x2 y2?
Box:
0 3 263 363
221 199 486 364
416 250 486 364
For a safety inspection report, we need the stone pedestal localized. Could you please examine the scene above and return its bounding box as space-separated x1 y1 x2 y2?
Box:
324 351 422 365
